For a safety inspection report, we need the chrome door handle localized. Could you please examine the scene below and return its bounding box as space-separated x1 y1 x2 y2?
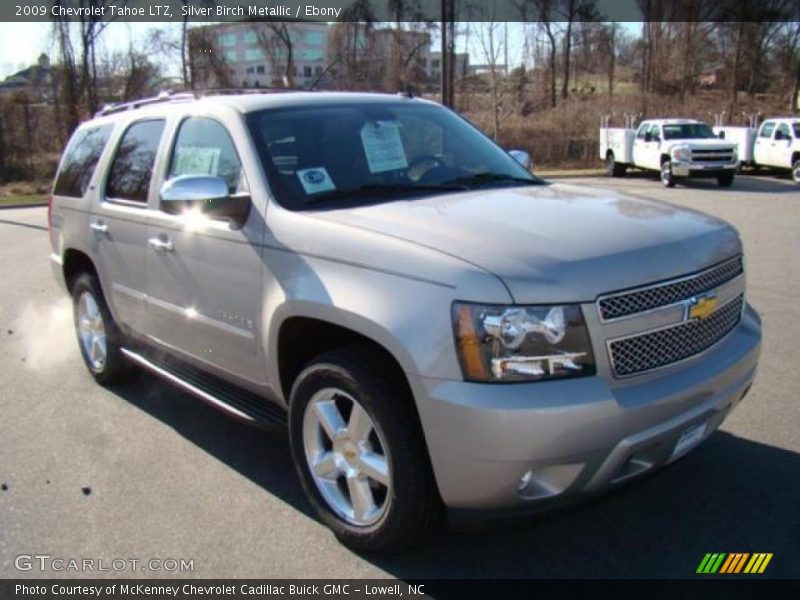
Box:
90 221 108 234
147 237 174 252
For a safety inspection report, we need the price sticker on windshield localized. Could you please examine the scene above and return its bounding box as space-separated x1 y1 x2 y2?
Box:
360 121 408 174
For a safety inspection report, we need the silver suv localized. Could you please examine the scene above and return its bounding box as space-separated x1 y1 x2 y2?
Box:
48 91 761 553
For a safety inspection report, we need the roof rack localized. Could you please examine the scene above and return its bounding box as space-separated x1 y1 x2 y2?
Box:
95 87 304 117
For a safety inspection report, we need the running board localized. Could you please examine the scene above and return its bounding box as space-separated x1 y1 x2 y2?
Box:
121 348 286 430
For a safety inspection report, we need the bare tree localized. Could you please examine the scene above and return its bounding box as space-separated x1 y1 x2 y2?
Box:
257 24 296 88
475 19 505 139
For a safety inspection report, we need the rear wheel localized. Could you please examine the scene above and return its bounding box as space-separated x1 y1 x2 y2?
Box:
72 273 131 385
288 346 438 554
717 172 735 187
605 152 626 177
661 160 676 188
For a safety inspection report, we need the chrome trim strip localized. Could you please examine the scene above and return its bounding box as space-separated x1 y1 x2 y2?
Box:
121 348 255 423
596 255 743 323
605 294 744 379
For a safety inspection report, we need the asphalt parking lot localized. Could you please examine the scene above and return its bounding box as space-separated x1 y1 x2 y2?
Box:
1 173 799 579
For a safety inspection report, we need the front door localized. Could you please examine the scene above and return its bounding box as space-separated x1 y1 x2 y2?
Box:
632 124 660 170
754 121 775 166
144 116 266 385
772 122 794 169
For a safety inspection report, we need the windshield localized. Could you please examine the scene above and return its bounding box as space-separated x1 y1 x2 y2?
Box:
662 123 715 140
246 101 541 210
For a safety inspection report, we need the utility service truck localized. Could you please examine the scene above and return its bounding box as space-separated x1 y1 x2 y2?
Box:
600 118 739 188
715 117 800 183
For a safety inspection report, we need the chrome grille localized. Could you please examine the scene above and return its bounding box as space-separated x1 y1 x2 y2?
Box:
609 295 743 377
597 256 743 320
690 149 736 163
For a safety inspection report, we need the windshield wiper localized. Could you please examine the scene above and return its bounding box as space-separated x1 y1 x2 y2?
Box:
304 182 467 206
442 172 541 189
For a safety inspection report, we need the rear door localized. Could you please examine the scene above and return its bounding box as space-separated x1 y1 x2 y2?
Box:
92 118 166 334
754 121 775 166
143 114 266 384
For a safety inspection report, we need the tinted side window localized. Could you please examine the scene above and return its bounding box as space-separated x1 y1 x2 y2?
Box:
636 124 650 139
53 124 113 197
168 117 246 194
776 123 791 139
106 120 165 203
759 122 775 138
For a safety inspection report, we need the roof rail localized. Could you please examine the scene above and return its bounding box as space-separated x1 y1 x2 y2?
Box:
96 90 195 116
95 87 309 117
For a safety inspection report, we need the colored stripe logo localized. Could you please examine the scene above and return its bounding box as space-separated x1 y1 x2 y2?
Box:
697 553 773 574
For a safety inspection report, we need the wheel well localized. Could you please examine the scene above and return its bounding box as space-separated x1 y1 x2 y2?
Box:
660 154 671 165
62 249 97 293
792 151 800 165
277 317 410 403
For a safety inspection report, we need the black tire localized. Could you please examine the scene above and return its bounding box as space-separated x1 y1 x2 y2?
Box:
71 272 132 385
660 160 676 188
605 152 626 178
793 159 800 184
717 172 735 187
288 345 439 554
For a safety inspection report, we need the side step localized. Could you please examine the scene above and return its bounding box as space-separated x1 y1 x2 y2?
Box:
121 348 287 430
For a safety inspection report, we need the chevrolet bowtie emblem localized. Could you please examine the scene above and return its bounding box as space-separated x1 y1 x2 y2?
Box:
688 294 718 321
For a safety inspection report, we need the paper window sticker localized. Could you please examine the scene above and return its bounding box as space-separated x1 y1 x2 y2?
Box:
173 147 222 177
360 121 408 173
297 167 336 195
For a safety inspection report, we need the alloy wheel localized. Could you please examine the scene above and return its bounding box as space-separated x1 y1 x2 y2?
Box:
302 387 392 526
77 291 107 371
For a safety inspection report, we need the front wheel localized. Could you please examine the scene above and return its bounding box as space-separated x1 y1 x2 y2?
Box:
717 172 735 187
661 160 676 188
288 346 438 554
72 273 131 384
792 159 800 184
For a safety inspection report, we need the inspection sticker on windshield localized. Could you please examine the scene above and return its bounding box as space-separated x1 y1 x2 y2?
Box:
360 121 408 173
297 167 335 195
669 420 707 462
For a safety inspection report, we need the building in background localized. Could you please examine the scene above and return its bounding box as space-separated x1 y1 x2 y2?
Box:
0 53 52 100
190 23 470 93
189 22 330 89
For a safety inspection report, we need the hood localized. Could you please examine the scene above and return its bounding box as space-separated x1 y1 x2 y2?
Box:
311 183 741 303
669 138 736 151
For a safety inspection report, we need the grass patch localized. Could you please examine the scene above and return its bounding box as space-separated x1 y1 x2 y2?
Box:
0 194 47 206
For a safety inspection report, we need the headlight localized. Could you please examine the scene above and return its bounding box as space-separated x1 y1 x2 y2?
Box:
672 147 691 161
452 302 596 382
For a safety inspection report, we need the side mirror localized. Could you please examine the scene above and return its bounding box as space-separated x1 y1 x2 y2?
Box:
718 130 726 139
644 131 653 143
160 175 250 229
509 149 532 170
775 130 784 141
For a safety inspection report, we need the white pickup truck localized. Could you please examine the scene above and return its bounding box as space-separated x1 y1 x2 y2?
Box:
715 118 800 183
600 119 739 188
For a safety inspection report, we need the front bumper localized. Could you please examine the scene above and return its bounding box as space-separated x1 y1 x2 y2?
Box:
672 161 737 178
411 304 761 514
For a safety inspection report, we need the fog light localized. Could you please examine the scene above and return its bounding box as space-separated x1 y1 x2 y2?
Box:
517 470 533 491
